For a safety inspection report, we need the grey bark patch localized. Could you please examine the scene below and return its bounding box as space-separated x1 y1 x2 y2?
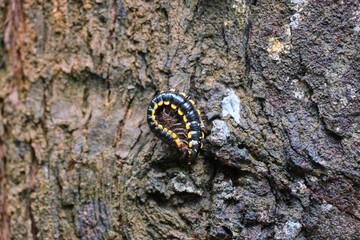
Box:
208 120 230 146
75 200 110 240
171 172 203 196
145 171 174 200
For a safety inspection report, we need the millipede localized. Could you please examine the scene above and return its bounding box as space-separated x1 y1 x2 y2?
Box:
147 89 205 160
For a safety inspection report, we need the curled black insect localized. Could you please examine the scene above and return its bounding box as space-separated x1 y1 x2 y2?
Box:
147 89 205 160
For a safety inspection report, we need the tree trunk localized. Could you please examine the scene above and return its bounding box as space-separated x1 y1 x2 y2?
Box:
1 0 359 239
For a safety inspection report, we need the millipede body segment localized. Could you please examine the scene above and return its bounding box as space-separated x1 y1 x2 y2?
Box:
147 89 205 159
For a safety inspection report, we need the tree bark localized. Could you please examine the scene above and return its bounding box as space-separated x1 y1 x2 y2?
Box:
0 0 359 239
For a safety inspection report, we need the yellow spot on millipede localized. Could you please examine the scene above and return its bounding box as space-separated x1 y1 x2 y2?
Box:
189 99 195 105
171 104 177 109
164 101 170 105
158 101 164 106
178 109 184 116
183 116 188 122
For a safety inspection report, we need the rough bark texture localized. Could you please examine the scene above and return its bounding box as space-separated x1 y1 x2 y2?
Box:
0 0 359 239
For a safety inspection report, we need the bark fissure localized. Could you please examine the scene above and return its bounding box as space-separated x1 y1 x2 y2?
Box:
28 143 39 239
0 140 8 240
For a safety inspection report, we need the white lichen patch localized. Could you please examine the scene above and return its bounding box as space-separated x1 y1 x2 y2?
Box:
290 13 301 29
293 91 305 99
288 0 308 30
275 219 302 240
292 80 305 99
289 0 309 12
283 220 302 238
321 204 334 212
221 89 241 124
351 10 360 32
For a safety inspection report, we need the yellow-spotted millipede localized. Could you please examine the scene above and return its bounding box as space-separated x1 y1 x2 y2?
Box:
147 89 205 159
